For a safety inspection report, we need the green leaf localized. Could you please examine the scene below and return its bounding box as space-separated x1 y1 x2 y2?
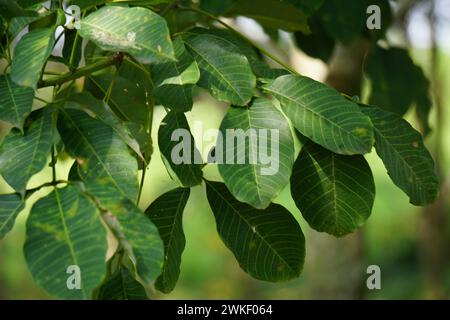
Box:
0 74 34 129
11 27 55 88
67 92 144 161
0 0 36 21
151 37 200 112
291 140 375 236
365 46 416 116
158 111 203 187
205 180 305 282
0 194 24 239
185 27 282 80
218 97 294 209
24 185 107 299
98 266 148 300
227 0 309 33
57 108 139 202
184 31 256 106
365 46 433 135
62 28 82 68
294 16 335 62
101 197 164 284
145 187 190 293
263 74 374 155
0 108 54 193
361 106 438 205
86 63 151 127
318 0 366 44
287 0 324 16
79 6 175 64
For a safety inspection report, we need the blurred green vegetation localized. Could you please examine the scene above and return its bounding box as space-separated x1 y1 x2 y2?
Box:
0 49 449 300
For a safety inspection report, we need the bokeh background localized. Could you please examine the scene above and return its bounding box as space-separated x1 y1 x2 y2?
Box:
0 0 449 299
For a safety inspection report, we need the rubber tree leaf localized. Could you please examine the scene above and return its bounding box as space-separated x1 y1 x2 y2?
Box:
57 108 139 202
62 28 82 69
79 6 175 64
0 0 37 21
185 27 283 80
291 141 375 236
24 185 107 299
0 74 34 129
0 194 24 239
183 31 256 106
317 0 366 44
227 0 309 33
218 97 294 209
98 266 148 300
67 92 144 161
287 0 324 16
263 74 374 155
11 27 54 88
205 180 305 282
365 46 433 135
86 60 152 127
294 16 335 63
101 197 164 285
151 37 200 112
158 111 203 187
145 187 190 293
361 106 438 205
0 108 54 193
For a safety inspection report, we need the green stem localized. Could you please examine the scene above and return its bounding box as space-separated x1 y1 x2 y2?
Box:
38 56 118 88
103 66 118 103
51 146 57 184
25 180 68 198
179 5 299 75
137 161 146 206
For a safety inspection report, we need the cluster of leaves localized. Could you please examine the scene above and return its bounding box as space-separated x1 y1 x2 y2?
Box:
0 0 438 299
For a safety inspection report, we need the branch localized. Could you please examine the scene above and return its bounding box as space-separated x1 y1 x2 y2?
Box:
37 54 122 88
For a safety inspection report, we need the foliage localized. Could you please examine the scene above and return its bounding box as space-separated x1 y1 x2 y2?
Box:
0 0 438 299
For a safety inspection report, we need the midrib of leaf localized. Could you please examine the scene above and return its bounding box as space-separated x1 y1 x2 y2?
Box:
61 110 127 199
87 75 131 122
184 41 245 101
373 126 421 184
81 21 175 61
54 187 87 299
207 181 295 273
266 87 365 147
245 108 263 205
173 114 200 180
161 189 187 284
120 270 129 300
5 76 21 128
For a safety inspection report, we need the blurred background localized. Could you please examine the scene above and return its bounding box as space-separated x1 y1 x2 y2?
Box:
0 0 449 299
